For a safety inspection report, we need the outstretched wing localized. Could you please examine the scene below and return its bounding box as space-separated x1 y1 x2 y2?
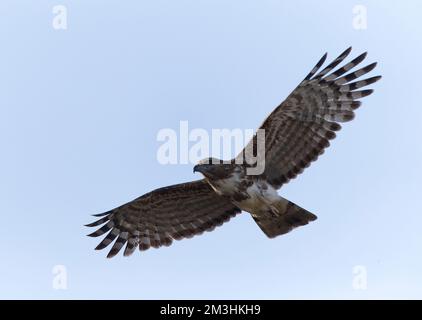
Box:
86 180 241 258
238 47 381 189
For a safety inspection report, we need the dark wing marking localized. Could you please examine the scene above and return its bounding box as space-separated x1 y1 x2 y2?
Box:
86 180 241 258
237 48 381 189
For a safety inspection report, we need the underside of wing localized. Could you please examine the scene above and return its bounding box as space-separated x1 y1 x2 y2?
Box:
238 47 381 189
86 180 241 258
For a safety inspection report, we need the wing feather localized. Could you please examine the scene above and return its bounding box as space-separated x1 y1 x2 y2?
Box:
237 48 381 189
86 180 241 258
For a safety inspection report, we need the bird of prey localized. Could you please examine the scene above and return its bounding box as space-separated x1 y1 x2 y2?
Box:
86 47 381 258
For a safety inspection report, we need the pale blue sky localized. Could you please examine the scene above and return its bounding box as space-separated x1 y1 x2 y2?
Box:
1 1 421 299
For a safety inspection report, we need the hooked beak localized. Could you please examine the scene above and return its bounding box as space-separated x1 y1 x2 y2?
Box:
193 164 209 174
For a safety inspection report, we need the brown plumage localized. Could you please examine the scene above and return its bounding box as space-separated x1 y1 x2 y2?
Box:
239 47 381 188
87 180 240 258
86 47 381 258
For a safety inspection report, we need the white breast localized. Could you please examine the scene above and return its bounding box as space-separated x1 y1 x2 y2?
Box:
237 180 281 214
209 172 242 196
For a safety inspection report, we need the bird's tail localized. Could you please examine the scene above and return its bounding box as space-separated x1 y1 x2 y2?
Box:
251 197 317 238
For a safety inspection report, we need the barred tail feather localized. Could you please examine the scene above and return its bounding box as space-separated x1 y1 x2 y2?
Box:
252 198 317 238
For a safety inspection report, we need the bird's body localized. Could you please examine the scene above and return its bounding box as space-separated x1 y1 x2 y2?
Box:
199 163 278 215
86 47 381 258
194 160 317 238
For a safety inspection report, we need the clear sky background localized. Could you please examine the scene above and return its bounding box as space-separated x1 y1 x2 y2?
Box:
1 1 421 299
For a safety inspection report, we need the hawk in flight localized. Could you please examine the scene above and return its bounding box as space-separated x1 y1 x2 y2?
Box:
86 47 381 258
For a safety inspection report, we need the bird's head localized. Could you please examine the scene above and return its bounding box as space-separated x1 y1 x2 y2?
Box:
193 158 233 180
